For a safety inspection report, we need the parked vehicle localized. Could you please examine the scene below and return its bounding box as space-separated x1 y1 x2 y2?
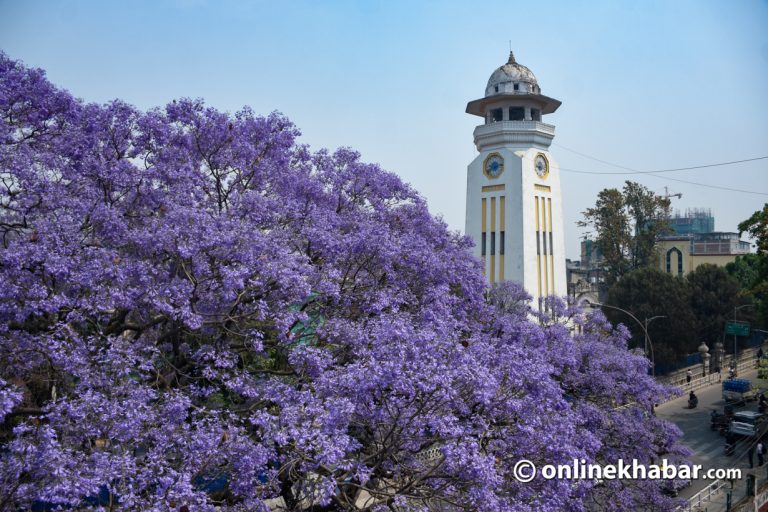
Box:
728 411 765 438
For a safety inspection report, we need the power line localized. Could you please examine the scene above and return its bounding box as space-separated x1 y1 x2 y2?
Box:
554 144 768 175
553 143 638 172
553 143 768 195
643 174 768 196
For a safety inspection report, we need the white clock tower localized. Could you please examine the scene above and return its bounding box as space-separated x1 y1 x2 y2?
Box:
465 52 567 307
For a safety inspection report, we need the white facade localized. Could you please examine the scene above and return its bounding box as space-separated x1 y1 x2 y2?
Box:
464 52 567 307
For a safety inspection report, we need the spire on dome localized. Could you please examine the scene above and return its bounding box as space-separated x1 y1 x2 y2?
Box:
507 51 516 64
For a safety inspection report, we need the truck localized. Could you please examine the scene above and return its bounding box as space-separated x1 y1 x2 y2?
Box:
728 411 766 438
722 379 760 404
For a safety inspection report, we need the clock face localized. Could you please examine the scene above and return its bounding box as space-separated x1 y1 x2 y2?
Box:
483 153 504 179
534 154 549 179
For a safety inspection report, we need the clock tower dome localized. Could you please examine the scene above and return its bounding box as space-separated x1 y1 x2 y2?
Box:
464 51 567 307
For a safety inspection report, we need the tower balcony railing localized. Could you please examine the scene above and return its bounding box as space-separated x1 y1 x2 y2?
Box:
475 120 555 136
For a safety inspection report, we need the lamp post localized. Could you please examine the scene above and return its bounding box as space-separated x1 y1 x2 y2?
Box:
733 304 755 364
644 315 667 370
585 300 658 376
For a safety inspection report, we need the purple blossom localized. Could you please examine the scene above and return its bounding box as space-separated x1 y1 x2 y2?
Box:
0 53 686 511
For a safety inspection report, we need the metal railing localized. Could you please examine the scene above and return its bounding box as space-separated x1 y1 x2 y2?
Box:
679 478 731 511
657 351 764 405
663 352 762 387
661 345 766 387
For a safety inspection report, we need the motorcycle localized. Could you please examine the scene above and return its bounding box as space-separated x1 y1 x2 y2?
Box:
711 410 733 435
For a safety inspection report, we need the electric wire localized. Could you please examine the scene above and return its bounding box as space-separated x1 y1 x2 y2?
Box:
552 143 768 196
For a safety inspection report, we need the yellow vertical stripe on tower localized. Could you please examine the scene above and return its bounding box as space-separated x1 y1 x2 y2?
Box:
481 198 486 276
499 196 505 281
482 198 487 232
490 197 496 283
535 196 541 298
548 198 554 294
541 196 548 296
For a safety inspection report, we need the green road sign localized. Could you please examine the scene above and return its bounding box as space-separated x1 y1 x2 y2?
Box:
725 321 751 336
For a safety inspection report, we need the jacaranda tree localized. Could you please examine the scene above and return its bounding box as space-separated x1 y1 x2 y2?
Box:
0 54 686 511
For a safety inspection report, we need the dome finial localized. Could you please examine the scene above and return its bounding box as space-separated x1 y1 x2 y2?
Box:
507 50 516 64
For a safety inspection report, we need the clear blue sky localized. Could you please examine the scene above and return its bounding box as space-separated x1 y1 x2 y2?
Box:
1 0 767 258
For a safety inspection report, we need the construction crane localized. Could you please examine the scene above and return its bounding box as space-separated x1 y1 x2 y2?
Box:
663 186 682 200
661 187 682 219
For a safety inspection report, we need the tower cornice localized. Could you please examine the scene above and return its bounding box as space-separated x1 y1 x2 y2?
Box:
473 121 555 151
466 93 561 118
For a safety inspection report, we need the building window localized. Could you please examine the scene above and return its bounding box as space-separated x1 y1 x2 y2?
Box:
491 232 496 255
481 233 487 256
494 85 499 93
666 247 683 276
491 108 503 122
513 83 519 91
500 231 505 255
531 108 541 121
509 107 524 121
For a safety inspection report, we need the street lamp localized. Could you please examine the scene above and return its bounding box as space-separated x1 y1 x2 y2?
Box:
644 315 667 370
585 300 658 376
733 304 755 363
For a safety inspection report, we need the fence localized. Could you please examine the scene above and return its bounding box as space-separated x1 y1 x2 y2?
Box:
661 346 765 389
656 355 761 407
679 478 732 511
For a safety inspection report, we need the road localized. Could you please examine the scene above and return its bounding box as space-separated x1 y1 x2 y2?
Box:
656 367 767 507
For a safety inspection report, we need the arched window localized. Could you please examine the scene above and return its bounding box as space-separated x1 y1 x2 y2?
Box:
666 247 683 276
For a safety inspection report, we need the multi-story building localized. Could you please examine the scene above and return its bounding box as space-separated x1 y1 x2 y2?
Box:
669 208 715 236
658 232 751 277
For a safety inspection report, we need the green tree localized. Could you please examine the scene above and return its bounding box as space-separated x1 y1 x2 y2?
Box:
687 264 743 345
604 267 696 366
579 181 671 284
740 204 768 253
734 204 768 328
727 253 762 292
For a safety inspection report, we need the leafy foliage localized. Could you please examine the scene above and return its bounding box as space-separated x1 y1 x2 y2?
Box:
604 268 695 366
732 204 768 329
579 182 671 285
0 54 685 511
686 264 743 345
